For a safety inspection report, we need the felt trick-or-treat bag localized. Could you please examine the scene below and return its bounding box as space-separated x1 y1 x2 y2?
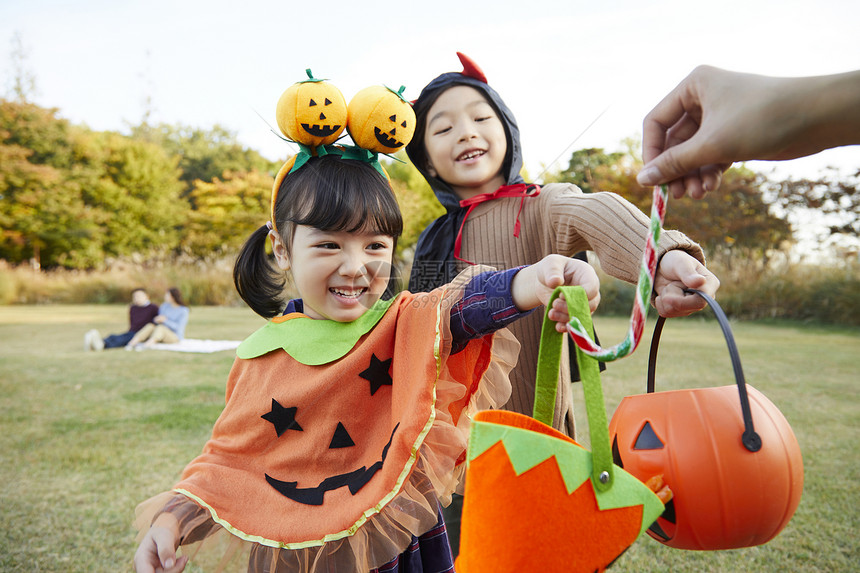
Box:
456 286 664 572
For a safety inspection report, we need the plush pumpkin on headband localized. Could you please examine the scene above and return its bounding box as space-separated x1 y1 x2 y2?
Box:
276 69 347 147
347 85 416 155
269 76 415 235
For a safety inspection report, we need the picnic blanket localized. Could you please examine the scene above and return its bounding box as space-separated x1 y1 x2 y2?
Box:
149 339 242 354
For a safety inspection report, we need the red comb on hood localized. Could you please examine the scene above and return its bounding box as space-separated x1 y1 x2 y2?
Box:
456 52 488 84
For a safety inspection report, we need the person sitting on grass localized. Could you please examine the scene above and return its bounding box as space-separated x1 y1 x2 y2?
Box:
125 287 189 350
84 288 158 351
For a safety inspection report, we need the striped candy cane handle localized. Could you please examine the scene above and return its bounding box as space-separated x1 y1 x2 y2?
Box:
566 184 668 361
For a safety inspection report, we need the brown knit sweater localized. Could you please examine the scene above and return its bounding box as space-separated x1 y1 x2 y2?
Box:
453 183 705 437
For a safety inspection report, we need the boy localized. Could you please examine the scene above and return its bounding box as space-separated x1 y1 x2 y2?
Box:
405 53 719 555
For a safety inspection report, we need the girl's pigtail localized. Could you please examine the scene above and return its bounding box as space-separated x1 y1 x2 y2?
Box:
233 224 287 319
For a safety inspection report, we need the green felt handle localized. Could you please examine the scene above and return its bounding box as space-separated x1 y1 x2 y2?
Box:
533 286 614 492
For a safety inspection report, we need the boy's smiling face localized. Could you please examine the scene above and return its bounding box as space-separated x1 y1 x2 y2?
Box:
423 85 507 200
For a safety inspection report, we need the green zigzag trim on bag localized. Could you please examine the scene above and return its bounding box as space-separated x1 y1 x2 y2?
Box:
466 421 664 538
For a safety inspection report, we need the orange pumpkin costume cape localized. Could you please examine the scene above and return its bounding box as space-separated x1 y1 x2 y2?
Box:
135 275 517 572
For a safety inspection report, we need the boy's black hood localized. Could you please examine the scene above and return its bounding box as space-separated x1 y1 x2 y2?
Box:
406 67 525 214
406 56 525 292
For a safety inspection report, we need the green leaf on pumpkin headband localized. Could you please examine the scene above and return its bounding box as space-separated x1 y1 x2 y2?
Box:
299 68 327 83
385 85 410 104
288 143 344 173
340 145 386 178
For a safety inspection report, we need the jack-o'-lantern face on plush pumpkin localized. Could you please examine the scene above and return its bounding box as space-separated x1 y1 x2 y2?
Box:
276 70 347 147
347 85 416 154
609 385 804 550
261 353 398 506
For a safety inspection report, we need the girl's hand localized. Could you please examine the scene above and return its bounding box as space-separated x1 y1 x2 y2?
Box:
513 255 600 332
653 250 720 317
133 524 187 573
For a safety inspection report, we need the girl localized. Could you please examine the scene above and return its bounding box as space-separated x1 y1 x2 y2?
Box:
133 153 599 573
126 287 190 350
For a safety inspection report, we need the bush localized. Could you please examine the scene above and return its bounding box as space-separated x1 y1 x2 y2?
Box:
2 257 859 326
0 259 245 306
593 259 860 326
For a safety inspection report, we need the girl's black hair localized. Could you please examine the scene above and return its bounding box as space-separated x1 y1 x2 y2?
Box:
167 287 188 308
233 155 403 318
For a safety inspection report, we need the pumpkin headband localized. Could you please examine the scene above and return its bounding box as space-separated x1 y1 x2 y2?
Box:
269 70 416 235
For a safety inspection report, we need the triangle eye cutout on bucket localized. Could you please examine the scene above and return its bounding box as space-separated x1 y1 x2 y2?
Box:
634 422 663 450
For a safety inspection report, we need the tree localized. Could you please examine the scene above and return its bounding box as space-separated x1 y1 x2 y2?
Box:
182 169 273 259
553 147 624 194
767 167 860 247
0 100 186 268
129 122 278 201
6 31 37 103
0 133 60 267
89 132 186 258
0 101 86 268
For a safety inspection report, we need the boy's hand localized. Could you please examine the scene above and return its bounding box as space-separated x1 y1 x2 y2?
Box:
513 254 600 332
133 523 187 573
653 250 720 317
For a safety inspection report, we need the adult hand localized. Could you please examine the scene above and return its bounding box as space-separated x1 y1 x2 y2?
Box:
637 66 860 199
653 250 720 317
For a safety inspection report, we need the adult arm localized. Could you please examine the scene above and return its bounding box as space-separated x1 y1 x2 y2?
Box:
637 66 860 198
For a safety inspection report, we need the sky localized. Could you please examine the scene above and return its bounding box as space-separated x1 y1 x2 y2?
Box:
1 0 858 184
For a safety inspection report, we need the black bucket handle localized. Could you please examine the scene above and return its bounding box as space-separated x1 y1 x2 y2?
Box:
647 289 762 453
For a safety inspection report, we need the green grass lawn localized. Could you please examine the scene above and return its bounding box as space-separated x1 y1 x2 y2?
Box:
1 305 858 572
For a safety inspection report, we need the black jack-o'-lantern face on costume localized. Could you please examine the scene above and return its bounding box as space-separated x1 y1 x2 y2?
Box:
261 353 398 506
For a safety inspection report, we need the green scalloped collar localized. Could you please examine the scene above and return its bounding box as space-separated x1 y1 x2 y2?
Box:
236 297 397 365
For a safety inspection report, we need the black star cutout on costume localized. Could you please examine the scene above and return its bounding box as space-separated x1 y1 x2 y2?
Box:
359 353 393 396
261 398 303 437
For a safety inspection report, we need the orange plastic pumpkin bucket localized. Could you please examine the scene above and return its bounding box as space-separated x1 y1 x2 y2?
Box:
608 290 804 550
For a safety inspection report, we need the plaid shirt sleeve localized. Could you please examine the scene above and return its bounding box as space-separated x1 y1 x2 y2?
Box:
449 266 533 354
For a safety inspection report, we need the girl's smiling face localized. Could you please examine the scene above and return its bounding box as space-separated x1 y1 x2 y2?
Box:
423 85 507 199
272 225 394 322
